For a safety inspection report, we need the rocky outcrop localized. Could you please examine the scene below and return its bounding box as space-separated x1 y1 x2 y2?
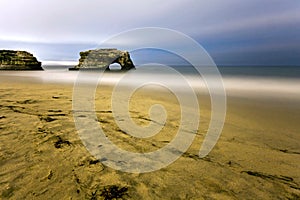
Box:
74 49 135 70
0 50 42 70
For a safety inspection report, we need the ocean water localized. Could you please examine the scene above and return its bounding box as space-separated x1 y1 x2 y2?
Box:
1 65 299 99
218 65 300 79
41 65 300 78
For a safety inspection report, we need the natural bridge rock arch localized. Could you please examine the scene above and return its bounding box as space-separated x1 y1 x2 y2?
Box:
74 49 135 71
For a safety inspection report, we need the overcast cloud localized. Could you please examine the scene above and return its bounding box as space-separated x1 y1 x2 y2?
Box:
0 0 299 65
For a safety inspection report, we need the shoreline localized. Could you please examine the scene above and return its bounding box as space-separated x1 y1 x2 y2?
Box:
1 70 300 102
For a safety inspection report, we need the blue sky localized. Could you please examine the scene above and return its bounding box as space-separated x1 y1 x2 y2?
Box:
0 0 299 66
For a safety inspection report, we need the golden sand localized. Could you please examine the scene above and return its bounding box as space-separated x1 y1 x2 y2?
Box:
0 75 299 199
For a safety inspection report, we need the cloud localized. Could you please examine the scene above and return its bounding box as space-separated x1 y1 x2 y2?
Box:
1 0 297 43
0 0 175 43
0 0 299 65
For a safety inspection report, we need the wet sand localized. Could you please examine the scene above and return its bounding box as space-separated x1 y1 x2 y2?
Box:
0 73 299 199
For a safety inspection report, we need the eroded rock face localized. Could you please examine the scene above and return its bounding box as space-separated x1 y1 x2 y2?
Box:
0 50 42 70
74 49 135 70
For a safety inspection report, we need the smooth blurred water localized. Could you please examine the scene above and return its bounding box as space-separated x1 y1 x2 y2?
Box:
1 65 299 99
217 65 300 78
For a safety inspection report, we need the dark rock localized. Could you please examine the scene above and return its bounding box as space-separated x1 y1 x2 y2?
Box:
0 50 42 70
99 185 128 200
73 48 135 71
54 136 71 148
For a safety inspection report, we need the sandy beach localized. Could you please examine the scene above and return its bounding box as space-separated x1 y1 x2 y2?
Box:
0 72 299 199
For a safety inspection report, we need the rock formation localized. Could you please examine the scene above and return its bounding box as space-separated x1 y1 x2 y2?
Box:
73 49 135 70
0 50 42 70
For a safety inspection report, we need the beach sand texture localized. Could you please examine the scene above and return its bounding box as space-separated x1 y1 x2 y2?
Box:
0 74 300 199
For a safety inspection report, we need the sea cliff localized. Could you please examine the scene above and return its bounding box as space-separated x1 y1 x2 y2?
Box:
0 50 42 70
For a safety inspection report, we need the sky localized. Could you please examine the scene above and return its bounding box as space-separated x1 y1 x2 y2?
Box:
0 0 299 66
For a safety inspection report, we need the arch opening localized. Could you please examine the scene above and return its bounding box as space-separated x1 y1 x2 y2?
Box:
108 63 122 71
